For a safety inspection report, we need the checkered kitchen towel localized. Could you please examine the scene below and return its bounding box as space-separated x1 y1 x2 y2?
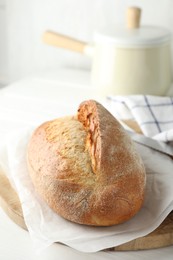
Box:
107 95 173 142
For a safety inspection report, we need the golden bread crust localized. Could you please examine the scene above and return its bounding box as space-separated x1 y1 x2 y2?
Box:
27 100 146 226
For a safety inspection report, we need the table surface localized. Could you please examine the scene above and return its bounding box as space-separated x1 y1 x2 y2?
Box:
0 69 173 260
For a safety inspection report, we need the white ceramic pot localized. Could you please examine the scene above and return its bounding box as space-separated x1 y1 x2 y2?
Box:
90 26 172 96
43 8 172 97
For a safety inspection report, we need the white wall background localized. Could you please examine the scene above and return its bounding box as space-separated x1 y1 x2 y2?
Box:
1 0 173 83
0 0 7 85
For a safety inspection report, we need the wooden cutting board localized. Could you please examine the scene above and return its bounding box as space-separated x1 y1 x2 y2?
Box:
0 169 173 251
0 120 173 251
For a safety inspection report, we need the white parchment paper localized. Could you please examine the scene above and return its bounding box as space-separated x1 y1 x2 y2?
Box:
0 127 173 253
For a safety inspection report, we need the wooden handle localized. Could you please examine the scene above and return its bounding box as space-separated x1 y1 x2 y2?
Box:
42 31 87 53
126 7 141 29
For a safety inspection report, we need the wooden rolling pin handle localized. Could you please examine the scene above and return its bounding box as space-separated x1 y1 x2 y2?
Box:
127 7 141 29
42 31 87 54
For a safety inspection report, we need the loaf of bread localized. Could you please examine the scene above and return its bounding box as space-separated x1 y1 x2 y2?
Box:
27 100 146 226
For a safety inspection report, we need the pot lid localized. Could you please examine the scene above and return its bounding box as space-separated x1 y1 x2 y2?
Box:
94 7 171 48
94 26 171 48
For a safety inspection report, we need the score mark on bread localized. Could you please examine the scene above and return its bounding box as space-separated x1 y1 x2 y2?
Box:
27 100 146 226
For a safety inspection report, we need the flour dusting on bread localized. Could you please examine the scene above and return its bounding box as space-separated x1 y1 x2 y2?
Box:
27 100 146 226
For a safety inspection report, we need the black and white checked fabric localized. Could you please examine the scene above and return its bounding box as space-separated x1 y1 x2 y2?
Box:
107 95 173 142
